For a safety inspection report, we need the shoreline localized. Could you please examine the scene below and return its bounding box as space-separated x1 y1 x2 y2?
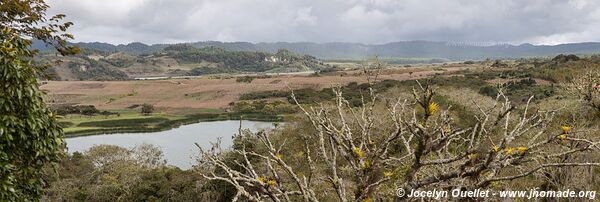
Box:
64 113 284 137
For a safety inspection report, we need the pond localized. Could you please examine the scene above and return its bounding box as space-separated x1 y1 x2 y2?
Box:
66 120 275 169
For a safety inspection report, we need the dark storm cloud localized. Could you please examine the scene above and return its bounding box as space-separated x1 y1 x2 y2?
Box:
47 0 600 45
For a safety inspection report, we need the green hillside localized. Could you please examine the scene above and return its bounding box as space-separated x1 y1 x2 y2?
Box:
38 46 331 81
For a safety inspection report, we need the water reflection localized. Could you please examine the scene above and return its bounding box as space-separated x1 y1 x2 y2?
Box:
66 120 274 169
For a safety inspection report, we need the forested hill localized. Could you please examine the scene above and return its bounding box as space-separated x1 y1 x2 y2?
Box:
163 45 329 75
38 45 330 81
33 40 600 60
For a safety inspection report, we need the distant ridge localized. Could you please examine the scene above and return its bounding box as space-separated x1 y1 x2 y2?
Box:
33 40 600 60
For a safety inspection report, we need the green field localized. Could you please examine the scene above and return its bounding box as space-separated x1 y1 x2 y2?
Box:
59 108 284 137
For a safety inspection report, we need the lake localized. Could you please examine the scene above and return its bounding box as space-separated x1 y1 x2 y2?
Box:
66 120 275 169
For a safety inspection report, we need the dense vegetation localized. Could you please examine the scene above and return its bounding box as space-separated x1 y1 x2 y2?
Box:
43 144 207 201
38 45 332 80
0 0 78 200
165 45 330 75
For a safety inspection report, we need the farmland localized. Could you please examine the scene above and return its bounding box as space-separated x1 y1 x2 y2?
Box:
42 62 477 135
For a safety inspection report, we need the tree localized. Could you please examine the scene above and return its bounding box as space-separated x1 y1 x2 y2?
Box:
43 145 202 201
0 0 78 200
141 103 155 115
0 29 65 200
571 67 600 116
0 0 79 56
198 82 600 201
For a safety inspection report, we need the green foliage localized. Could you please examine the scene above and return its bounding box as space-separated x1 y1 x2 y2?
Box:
0 29 65 200
166 45 330 75
551 54 580 63
1 0 79 55
479 78 556 103
468 70 531 80
43 145 207 201
0 3 78 198
0 1 80 197
51 105 100 115
239 90 289 100
235 76 255 83
479 85 499 97
240 77 487 106
511 56 600 83
65 112 282 136
77 117 170 128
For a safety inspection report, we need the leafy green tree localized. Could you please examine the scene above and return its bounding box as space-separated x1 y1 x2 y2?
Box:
141 103 155 115
1 0 78 200
0 0 79 55
0 28 65 201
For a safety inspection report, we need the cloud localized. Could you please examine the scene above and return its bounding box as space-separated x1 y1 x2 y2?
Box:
47 0 600 45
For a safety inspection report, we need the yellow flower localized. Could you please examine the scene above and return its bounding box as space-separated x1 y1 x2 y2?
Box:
2 42 14 52
363 198 372 202
493 146 501 152
561 126 571 134
361 160 371 169
504 147 515 155
427 102 439 116
257 177 265 183
353 147 365 158
383 171 393 177
517 147 528 153
276 154 284 159
558 134 567 140
266 179 277 186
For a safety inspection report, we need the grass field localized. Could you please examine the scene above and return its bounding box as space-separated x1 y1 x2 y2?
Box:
60 109 284 137
42 64 477 109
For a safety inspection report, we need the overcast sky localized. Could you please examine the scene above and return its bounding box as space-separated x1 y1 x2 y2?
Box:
47 0 600 45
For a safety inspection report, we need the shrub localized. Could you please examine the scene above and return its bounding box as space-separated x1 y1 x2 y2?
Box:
235 76 255 83
141 104 155 116
52 105 100 115
479 85 499 97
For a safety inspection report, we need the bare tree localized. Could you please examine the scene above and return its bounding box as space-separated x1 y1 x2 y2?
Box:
571 67 600 116
197 82 600 201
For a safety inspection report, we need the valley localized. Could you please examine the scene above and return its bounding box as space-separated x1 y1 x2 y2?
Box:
42 61 476 136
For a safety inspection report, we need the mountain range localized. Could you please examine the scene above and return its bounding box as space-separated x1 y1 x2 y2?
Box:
33 40 600 60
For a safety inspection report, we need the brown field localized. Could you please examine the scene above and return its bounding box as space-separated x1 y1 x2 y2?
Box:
41 65 474 110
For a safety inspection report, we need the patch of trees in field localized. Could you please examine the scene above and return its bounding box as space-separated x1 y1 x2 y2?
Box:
51 105 120 116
